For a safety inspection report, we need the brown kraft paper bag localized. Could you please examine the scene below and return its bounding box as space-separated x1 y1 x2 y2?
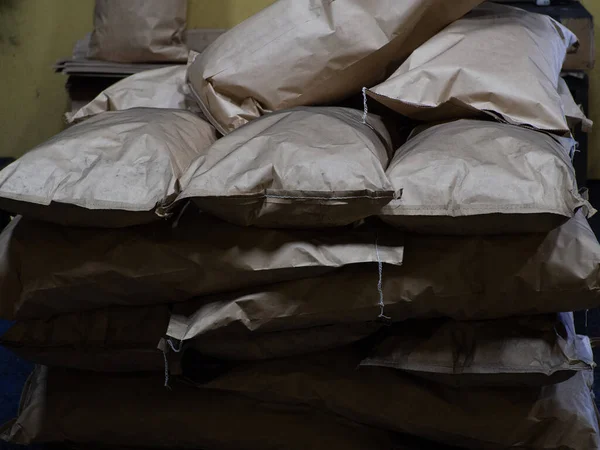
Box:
67 52 202 124
1 366 399 449
367 3 578 135
361 312 594 388
88 0 188 63
177 107 395 228
202 346 600 450
167 210 600 341
66 66 188 123
380 119 592 234
0 305 170 373
0 305 383 371
559 77 593 132
188 0 485 134
0 212 403 320
0 109 216 228
16 305 586 378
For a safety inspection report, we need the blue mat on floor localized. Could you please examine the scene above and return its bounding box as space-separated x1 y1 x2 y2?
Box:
0 321 32 427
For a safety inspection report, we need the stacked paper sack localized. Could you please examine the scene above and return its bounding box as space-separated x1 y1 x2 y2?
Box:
1 1 600 449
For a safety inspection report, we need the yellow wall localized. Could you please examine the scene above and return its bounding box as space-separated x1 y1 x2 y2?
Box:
0 0 598 179
0 0 94 160
0 0 275 160
188 0 275 29
582 0 600 179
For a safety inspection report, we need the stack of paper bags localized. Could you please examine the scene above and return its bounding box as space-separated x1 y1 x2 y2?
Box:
2 1 600 449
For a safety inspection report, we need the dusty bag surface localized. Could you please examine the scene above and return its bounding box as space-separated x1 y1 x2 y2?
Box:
0 305 169 372
361 313 594 387
380 120 591 234
367 3 577 135
204 347 600 450
88 0 188 63
66 65 188 123
188 0 485 134
168 210 600 337
0 211 403 320
1 367 398 449
178 107 395 228
0 109 216 228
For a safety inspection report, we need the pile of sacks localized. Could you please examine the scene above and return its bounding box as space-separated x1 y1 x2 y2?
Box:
1 1 600 449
